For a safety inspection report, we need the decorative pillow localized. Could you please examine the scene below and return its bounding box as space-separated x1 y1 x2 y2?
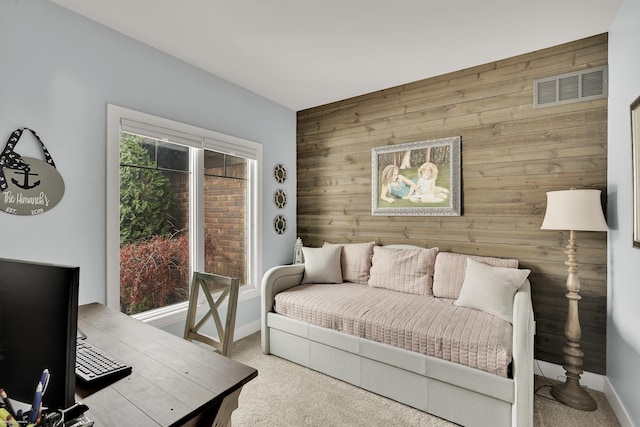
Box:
454 258 530 323
301 246 343 284
432 252 519 299
323 241 375 284
367 246 439 296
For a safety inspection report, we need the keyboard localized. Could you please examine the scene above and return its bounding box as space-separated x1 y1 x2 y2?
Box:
75 340 132 384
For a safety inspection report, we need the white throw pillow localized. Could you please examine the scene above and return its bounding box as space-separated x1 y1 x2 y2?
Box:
454 258 530 323
432 252 519 299
301 246 343 284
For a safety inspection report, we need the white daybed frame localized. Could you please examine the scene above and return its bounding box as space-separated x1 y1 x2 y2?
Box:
261 262 535 427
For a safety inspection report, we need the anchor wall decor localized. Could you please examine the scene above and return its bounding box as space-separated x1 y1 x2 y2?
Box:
12 168 41 189
0 128 65 216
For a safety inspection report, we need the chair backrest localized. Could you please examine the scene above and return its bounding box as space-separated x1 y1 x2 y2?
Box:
183 271 240 357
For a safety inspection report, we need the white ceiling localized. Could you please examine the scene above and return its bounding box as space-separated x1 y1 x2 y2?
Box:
51 0 621 111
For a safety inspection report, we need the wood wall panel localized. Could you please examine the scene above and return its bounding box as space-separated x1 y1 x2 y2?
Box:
296 34 608 374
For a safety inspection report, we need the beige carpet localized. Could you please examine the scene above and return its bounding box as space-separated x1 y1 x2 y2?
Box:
230 332 620 426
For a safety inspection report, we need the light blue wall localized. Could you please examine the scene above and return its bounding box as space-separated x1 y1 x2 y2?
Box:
607 0 640 423
0 1 296 330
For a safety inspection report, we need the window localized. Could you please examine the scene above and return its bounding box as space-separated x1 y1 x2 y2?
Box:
107 105 262 325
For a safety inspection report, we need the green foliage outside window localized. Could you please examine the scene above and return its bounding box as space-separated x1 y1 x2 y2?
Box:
119 134 174 246
119 134 188 314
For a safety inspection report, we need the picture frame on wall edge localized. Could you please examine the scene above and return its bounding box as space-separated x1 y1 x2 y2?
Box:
631 95 640 248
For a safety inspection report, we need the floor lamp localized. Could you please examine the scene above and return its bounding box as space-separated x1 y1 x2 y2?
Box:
540 188 607 411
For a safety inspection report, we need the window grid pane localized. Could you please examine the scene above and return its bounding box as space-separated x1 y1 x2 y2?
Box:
119 133 191 315
203 150 247 284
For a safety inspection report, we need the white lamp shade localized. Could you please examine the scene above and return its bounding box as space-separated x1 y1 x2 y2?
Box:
541 189 608 232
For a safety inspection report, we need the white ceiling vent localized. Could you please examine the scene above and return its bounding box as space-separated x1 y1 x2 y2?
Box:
534 65 608 108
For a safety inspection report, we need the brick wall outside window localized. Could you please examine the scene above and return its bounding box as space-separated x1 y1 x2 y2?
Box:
169 164 247 284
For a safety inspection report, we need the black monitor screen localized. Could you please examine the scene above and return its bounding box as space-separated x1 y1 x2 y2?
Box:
0 258 79 411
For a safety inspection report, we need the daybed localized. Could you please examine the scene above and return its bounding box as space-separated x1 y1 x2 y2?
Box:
261 243 535 427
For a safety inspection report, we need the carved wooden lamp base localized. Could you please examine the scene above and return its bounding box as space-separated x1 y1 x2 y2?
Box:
551 377 597 411
550 231 599 412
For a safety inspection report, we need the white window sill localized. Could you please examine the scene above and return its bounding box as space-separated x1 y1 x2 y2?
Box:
132 285 260 329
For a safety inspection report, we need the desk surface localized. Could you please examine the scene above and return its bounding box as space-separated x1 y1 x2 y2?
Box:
76 303 257 426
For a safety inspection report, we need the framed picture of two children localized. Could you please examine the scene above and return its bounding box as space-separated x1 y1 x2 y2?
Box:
371 136 461 216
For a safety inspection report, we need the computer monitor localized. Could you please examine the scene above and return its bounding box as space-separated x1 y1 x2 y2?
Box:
0 258 79 411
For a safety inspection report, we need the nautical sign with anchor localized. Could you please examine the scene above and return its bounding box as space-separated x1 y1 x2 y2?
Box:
0 128 65 216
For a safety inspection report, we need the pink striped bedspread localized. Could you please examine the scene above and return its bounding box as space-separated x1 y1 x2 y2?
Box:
274 282 513 377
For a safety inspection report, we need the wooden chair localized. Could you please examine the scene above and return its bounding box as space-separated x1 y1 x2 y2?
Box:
183 272 240 357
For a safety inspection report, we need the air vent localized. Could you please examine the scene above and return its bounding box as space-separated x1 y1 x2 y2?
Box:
534 65 608 108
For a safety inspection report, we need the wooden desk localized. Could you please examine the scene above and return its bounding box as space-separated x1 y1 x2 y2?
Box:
76 303 257 426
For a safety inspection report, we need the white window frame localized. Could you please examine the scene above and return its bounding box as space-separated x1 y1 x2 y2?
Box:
106 104 262 327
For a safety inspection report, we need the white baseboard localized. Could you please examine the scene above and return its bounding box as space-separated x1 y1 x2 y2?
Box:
534 359 604 392
234 319 260 341
604 377 634 427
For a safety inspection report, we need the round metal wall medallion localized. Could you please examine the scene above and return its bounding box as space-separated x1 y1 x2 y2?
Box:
273 164 287 183
273 215 287 234
273 189 287 208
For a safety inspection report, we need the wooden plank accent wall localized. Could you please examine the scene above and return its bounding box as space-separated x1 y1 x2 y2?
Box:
296 34 608 374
